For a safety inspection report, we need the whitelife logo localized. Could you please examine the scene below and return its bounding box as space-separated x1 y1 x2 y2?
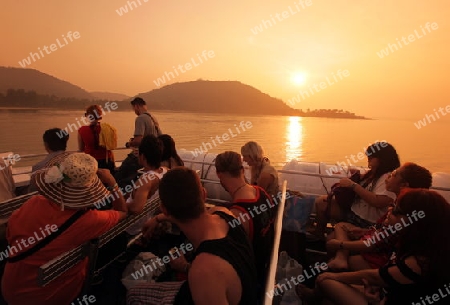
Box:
0 224 58 261
376 22 439 59
362 210 425 247
250 0 312 35
287 69 350 106
130 242 193 280
56 101 118 139
190 121 252 157
324 141 388 176
153 50 215 87
414 105 450 130
116 0 149 16
18 31 81 68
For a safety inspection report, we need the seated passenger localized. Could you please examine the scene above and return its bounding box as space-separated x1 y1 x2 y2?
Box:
214 151 275 292
32 128 70 172
313 142 400 239
241 141 279 196
158 134 184 169
129 167 258 305
125 135 168 236
326 162 433 271
1 153 127 305
29 128 71 192
316 189 450 305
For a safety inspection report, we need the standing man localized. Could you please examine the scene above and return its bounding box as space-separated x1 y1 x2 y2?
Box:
127 97 162 148
116 97 162 189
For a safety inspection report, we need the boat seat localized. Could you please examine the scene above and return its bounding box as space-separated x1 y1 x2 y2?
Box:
37 196 161 295
0 191 38 219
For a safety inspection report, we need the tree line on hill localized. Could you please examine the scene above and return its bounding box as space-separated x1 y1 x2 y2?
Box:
0 89 124 110
0 89 366 119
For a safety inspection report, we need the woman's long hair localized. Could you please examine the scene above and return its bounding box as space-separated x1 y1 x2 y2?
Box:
395 188 450 285
241 141 271 184
158 134 184 168
363 142 400 187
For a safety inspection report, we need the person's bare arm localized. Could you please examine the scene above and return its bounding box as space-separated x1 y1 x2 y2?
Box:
129 135 143 147
317 268 385 287
97 169 127 220
339 178 394 208
257 172 275 192
77 132 84 152
327 238 377 253
317 256 421 287
128 174 157 214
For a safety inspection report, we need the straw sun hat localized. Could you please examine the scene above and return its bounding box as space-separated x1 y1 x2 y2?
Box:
34 153 110 210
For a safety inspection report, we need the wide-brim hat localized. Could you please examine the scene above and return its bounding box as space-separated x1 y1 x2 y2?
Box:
34 153 110 209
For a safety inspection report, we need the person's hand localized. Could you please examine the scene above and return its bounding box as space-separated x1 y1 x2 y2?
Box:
97 168 116 186
363 279 383 305
316 272 339 284
339 178 354 188
326 239 342 251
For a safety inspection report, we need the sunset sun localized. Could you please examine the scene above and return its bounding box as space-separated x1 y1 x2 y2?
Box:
291 72 307 86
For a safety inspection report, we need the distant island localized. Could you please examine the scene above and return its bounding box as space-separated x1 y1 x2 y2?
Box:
0 67 367 119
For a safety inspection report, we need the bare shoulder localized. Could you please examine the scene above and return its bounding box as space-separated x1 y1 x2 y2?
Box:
208 205 234 217
189 252 236 284
189 253 240 305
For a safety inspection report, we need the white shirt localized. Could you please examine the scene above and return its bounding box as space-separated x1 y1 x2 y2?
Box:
351 173 396 223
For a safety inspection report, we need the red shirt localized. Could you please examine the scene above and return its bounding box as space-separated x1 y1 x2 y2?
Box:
78 124 113 161
2 195 120 305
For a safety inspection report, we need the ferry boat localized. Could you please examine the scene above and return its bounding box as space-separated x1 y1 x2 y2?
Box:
1 149 450 305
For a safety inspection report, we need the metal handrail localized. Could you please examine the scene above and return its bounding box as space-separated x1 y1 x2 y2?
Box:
6 150 450 192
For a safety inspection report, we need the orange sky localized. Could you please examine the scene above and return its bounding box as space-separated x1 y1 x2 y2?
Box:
1 0 450 119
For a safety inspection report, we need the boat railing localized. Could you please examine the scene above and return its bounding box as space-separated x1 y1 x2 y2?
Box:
5 150 450 193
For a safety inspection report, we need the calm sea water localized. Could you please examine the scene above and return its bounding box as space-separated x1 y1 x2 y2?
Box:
1 108 449 173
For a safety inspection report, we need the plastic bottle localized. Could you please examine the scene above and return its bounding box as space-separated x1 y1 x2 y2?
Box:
280 258 303 305
276 251 289 283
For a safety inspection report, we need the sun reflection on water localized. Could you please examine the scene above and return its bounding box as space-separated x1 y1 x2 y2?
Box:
285 116 303 161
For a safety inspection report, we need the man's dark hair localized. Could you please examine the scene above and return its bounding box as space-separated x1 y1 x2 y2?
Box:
401 162 432 189
215 151 243 178
130 97 146 106
159 167 205 222
138 135 163 168
44 128 69 151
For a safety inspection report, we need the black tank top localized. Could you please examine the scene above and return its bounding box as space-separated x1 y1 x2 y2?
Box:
173 211 258 305
231 186 276 291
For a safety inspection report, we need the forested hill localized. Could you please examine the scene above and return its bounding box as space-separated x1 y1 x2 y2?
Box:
0 67 93 99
